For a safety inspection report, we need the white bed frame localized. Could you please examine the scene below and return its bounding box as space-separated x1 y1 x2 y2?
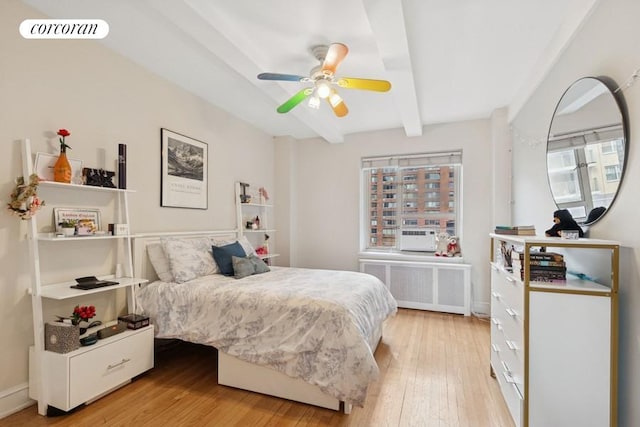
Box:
132 231 384 413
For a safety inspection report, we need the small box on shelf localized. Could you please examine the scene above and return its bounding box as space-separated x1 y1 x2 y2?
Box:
45 322 79 354
118 314 150 330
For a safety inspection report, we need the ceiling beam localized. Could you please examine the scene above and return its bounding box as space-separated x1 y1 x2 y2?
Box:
362 0 422 137
153 0 345 143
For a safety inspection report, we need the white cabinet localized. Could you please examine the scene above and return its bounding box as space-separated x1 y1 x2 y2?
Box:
21 139 153 415
235 181 278 263
489 234 618 427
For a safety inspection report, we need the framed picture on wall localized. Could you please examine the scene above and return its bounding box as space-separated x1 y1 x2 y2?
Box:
160 128 208 209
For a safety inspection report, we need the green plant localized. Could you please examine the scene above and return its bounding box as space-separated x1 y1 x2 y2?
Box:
59 219 77 228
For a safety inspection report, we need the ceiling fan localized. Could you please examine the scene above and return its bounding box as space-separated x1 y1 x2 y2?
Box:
257 43 391 117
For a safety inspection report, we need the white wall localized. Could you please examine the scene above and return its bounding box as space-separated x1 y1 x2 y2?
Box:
276 121 496 314
510 0 640 425
0 0 274 415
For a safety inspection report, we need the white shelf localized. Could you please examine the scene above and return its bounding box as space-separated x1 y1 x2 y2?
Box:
39 181 135 193
489 233 619 247
45 325 152 357
258 254 279 260
37 277 149 300
493 262 611 294
242 229 276 233
23 138 153 415
239 202 272 208
37 233 131 241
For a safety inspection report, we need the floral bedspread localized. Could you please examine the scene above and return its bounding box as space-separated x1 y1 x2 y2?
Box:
135 266 397 406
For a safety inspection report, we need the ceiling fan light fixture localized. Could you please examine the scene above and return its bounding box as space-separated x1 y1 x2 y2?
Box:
329 92 343 107
308 94 320 109
316 81 331 99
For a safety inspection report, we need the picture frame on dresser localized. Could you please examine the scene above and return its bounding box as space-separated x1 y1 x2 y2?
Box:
160 128 208 209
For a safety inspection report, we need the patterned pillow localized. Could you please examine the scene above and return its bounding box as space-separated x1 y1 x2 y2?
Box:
212 241 247 276
232 254 271 279
161 237 218 283
147 243 174 282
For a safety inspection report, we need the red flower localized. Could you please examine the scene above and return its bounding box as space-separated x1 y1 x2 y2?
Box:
57 128 72 152
71 305 96 325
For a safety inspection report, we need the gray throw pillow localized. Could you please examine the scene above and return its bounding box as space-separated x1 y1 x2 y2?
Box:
232 254 271 279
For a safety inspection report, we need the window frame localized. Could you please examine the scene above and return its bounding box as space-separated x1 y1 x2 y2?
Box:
360 151 463 254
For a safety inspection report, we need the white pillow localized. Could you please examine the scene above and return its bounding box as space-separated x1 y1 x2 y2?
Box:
147 243 174 282
161 237 219 283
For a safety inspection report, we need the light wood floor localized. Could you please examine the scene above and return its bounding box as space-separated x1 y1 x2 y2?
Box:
5 309 513 427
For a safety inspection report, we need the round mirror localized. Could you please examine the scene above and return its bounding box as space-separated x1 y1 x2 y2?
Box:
546 77 628 225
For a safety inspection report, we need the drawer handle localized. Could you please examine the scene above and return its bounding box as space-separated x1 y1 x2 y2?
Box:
491 265 499 271
505 308 517 317
512 383 523 400
506 340 518 351
501 360 510 373
107 358 131 370
502 371 516 384
491 318 502 330
506 276 516 283
491 344 500 353
491 291 501 300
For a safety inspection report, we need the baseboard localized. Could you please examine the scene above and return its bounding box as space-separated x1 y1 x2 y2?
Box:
0 383 34 420
472 301 490 317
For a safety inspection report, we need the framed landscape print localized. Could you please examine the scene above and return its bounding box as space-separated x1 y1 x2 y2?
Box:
160 128 208 209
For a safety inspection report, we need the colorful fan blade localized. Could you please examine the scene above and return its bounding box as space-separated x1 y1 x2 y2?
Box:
277 88 313 113
337 77 391 92
258 72 306 82
321 43 349 75
327 90 348 117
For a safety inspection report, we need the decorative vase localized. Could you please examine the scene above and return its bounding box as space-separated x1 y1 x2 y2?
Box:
53 151 72 183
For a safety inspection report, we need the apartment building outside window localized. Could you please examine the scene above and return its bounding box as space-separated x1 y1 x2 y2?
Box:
361 151 462 250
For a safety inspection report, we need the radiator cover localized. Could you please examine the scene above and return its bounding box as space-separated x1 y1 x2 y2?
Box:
360 258 471 315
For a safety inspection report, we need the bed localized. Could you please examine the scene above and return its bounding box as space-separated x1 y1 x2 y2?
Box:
132 231 397 412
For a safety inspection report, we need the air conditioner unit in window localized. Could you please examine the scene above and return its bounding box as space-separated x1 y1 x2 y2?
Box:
399 228 437 252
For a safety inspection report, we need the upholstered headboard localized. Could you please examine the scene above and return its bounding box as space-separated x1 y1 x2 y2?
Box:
132 230 239 282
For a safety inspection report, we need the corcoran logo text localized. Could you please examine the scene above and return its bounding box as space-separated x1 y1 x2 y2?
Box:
20 19 109 39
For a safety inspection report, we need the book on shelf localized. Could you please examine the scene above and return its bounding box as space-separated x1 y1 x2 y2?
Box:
516 251 564 262
522 270 567 281
494 225 536 235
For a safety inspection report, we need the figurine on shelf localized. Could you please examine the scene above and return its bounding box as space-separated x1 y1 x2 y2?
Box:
258 187 269 204
435 231 449 256
254 215 260 229
544 209 584 238
447 236 461 257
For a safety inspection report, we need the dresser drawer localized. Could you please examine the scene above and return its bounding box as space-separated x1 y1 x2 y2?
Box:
69 326 154 408
496 362 524 427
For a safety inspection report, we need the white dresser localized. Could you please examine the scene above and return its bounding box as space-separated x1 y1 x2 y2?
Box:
489 234 618 427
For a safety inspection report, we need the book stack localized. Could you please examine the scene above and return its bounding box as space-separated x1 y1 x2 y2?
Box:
512 251 566 282
494 225 536 235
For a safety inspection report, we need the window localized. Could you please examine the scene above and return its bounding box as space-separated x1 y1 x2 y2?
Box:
605 165 621 181
361 151 462 250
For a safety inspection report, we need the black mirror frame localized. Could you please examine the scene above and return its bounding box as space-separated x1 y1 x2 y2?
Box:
546 76 630 226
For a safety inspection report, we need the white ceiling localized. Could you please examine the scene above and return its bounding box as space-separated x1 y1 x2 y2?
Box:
23 0 600 143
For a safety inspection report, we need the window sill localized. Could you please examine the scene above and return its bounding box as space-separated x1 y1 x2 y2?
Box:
358 250 465 264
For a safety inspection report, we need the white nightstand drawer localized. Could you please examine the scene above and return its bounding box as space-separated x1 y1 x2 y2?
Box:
69 326 154 408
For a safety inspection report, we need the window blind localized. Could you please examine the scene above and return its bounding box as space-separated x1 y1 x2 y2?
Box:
361 151 462 169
